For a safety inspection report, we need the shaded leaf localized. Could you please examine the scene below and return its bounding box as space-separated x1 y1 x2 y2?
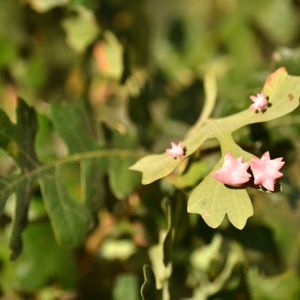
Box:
14 223 76 291
0 99 39 259
273 47 300 76
162 199 173 266
141 265 158 300
149 230 172 290
39 167 91 246
254 0 297 44
167 160 209 188
9 178 33 260
113 274 139 300
51 101 105 215
248 269 300 300
50 101 100 153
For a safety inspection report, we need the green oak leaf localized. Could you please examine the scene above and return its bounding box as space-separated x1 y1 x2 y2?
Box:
188 172 253 229
50 101 106 220
0 99 39 259
131 68 300 229
131 69 300 184
0 99 139 258
39 166 91 246
188 135 253 229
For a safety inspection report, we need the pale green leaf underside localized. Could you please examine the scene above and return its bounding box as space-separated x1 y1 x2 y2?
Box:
188 138 253 230
187 172 253 229
1 150 137 251
131 69 300 230
131 70 300 185
130 128 209 184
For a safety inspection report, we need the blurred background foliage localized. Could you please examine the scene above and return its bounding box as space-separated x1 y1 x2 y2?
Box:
0 0 300 299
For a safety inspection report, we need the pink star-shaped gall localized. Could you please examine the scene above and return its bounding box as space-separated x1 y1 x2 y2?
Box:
250 151 285 191
211 152 251 187
249 92 269 112
166 142 185 159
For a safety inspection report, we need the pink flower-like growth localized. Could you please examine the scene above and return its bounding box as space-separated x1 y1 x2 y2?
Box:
212 152 251 187
166 142 185 159
249 92 269 112
250 151 285 191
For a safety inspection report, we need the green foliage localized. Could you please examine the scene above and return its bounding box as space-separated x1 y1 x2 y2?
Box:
113 274 139 300
1 0 300 299
132 69 300 229
0 99 38 259
14 223 76 291
248 269 300 300
141 265 158 300
62 5 100 53
0 100 139 259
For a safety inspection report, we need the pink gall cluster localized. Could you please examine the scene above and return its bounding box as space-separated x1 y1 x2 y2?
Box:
166 142 185 160
249 92 269 112
211 152 251 187
212 151 285 191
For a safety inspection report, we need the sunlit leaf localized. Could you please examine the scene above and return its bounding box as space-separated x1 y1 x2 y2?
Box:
132 69 300 229
0 99 39 259
100 239 136 260
62 5 100 53
132 69 300 185
26 0 70 12
187 134 253 229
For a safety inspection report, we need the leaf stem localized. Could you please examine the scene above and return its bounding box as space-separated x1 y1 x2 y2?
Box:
1 149 145 200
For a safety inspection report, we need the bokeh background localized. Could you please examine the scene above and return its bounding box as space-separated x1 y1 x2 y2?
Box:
1 0 300 299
